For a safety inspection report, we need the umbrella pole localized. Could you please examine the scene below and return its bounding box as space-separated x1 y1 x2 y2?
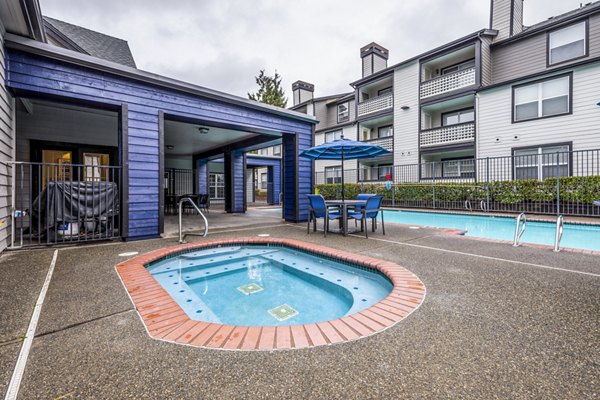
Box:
341 149 345 201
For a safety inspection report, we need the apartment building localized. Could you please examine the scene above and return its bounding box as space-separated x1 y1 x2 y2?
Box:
292 0 600 184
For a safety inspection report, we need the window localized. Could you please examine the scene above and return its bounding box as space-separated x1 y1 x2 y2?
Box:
548 21 587 65
337 102 349 123
273 145 281 156
442 108 474 126
442 158 475 178
513 144 570 180
325 166 342 184
441 59 475 75
325 130 343 143
378 87 393 96
378 126 393 138
259 148 269 156
83 152 109 181
513 75 570 122
378 165 393 181
209 173 225 199
260 173 268 189
41 150 72 188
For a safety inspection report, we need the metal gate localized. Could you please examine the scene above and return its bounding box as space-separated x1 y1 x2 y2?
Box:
10 162 122 247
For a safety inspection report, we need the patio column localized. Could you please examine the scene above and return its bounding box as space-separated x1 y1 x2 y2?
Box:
196 158 208 194
267 164 281 205
282 129 312 222
224 149 246 213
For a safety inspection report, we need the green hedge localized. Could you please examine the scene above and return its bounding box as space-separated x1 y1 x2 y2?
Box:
315 176 600 204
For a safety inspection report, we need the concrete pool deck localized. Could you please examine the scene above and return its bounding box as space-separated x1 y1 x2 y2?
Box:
1 214 599 398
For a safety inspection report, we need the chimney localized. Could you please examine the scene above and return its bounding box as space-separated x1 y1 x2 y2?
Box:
490 0 524 41
360 42 389 78
291 80 314 106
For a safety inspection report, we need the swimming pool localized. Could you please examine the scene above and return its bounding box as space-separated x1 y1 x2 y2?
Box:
147 245 393 326
380 210 600 252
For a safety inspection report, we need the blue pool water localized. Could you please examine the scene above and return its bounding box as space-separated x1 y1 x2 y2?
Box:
261 207 600 251
147 246 392 326
380 210 600 251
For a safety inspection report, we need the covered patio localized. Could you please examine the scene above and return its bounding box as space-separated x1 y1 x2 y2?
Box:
4 34 315 246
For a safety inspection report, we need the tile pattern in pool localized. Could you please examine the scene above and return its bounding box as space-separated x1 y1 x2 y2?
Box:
116 238 425 351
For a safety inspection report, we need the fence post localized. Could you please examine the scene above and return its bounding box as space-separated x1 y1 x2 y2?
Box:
556 151 560 216
391 185 395 208
432 161 436 209
486 157 490 212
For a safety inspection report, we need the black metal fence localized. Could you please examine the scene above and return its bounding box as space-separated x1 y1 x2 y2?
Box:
314 148 600 217
10 162 121 247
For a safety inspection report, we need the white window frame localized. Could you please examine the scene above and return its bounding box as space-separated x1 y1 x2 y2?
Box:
513 144 571 180
548 20 587 65
324 130 343 143
324 166 342 184
441 58 475 75
273 145 281 156
513 74 571 122
441 108 475 126
337 102 349 123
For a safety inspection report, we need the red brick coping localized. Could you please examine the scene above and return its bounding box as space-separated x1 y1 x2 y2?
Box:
116 238 425 351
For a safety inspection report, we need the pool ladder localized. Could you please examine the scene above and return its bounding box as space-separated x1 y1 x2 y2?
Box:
513 213 526 247
178 197 208 243
554 215 564 252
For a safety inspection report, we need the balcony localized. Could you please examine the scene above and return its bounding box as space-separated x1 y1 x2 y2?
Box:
357 93 393 117
420 67 476 99
360 136 393 153
420 122 475 148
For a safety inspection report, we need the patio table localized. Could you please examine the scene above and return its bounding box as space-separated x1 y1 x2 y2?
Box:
325 199 366 236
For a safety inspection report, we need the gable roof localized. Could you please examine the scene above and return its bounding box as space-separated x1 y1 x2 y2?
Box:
43 16 136 68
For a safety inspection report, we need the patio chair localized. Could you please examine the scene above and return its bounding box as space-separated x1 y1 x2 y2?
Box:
307 194 342 237
348 195 385 238
197 194 210 214
353 193 377 226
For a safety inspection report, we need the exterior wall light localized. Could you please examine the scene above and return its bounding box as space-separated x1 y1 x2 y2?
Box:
400 105 410 110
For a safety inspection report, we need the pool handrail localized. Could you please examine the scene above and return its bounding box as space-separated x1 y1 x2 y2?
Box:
178 197 208 243
554 215 564 252
513 212 526 247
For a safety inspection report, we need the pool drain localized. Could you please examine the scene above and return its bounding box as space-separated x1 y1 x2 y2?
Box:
268 304 298 321
237 283 264 295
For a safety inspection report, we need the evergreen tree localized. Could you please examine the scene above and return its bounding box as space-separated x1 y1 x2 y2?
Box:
248 69 287 108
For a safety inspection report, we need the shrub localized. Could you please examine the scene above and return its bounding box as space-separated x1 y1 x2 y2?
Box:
314 175 600 204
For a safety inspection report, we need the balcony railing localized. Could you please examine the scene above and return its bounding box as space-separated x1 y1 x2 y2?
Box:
360 136 393 153
420 122 475 148
357 93 393 117
420 67 476 99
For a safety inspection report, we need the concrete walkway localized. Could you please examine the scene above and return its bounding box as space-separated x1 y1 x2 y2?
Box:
0 213 598 399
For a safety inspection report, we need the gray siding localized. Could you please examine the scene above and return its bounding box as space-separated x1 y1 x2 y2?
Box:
314 125 357 182
491 0 512 41
492 14 600 84
314 99 355 132
0 24 14 251
481 36 494 86
478 64 600 177
393 61 420 170
362 54 372 77
373 55 387 74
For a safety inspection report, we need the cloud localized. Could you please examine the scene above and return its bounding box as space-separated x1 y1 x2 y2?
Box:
40 0 586 99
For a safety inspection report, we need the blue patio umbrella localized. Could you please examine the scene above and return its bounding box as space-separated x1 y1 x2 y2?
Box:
299 135 391 200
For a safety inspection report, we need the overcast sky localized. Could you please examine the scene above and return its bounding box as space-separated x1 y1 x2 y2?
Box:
40 0 587 102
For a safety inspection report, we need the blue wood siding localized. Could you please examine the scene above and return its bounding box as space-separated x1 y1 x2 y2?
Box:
6 50 314 237
246 156 281 205
197 158 208 194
